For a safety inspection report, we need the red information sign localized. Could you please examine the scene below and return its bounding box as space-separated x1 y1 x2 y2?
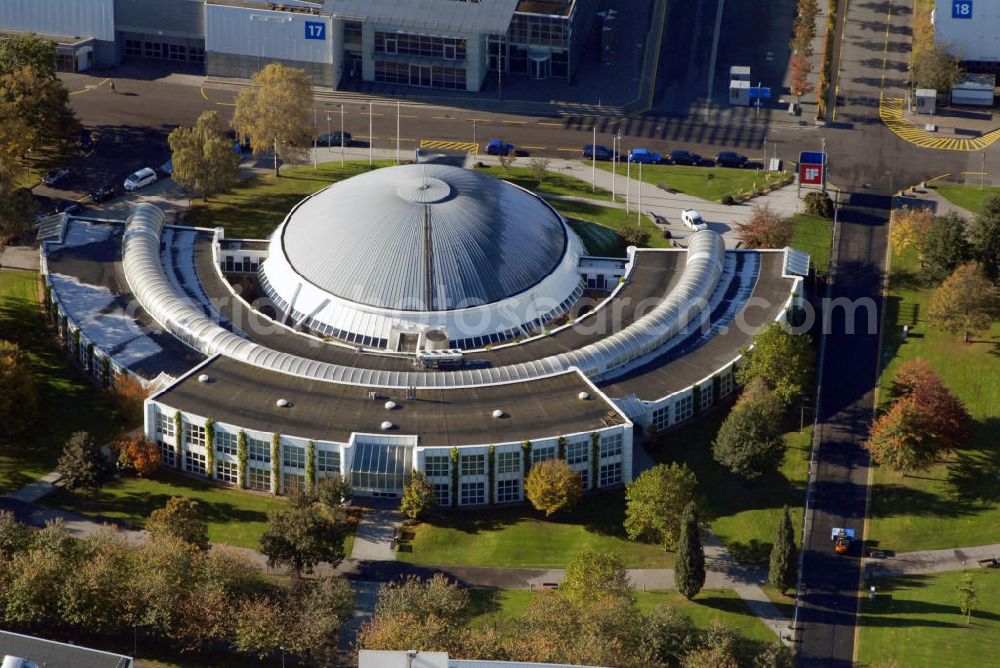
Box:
800 162 823 185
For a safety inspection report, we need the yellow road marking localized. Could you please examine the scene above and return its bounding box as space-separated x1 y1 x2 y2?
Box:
879 95 1000 151
69 77 110 96
199 85 236 106
521 145 546 150
502 120 528 124
432 116 451 120
419 140 480 154
468 117 492 122
538 121 563 127
557 148 580 153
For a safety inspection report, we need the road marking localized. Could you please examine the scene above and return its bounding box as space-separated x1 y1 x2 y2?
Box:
831 0 851 123
879 95 1000 151
520 145 546 150
557 148 580 153
537 121 564 127
468 117 492 122
420 140 479 153
501 120 527 124
69 77 110 96
198 85 236 106
431 115 451 120
398 114 419 119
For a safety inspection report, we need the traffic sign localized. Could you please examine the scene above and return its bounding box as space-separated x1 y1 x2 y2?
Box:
800 162 823 186
800 151 824 165
749 87 772 100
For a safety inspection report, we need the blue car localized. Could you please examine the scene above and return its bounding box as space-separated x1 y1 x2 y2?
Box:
486 139 514 156
628 148 662 164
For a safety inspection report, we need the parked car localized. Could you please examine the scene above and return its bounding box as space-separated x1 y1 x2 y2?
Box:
318 131 352 147
53 200 81 216
123 167 157 192
669 149 702 166
681 209 708 231
79 129 95 152
161 159 173 175
582 144 617 161
486 139 514 156
628 148 662 164
89 183 117 203
42 167 70 186
715 151 748 168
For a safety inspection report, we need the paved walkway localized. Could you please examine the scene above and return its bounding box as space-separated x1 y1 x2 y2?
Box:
865 544 1000 580
0 246 40 271
349 509 400 561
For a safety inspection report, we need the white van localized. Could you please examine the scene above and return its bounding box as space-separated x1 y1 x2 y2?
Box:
123 167 157 192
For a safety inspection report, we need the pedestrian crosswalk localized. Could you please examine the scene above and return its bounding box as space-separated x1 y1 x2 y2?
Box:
879 95 1000 151
419 140 480 154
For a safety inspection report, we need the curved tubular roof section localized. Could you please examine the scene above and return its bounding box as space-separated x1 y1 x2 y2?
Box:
123 204 724 389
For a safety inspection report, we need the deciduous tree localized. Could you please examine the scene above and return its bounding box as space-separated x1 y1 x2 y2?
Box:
920 213 971 284
712 378 786 479
737 322 815 406
115 434 162 477
674 502 705 600
0 34 57 78
259 503 348 576
863 397 934 470
957 572 978 625
912 42 963 94
969 194 1000 279
928 262 998 343
889 206 934 255
890 357 936 399
287 576 354 659
316 473 353 508
0 65 80 159
562 549 630 605
232 63 314 176
768 505 797 594
0 339 37 436
400 470 435 520
56 431 110 493
736 204 793 249
624 462 697 550
110 371 148 425
148 497 210 551
524 458 582 516
168 110 241 201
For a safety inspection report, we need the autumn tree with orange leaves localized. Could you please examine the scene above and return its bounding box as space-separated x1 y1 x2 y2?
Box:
115 434 162 477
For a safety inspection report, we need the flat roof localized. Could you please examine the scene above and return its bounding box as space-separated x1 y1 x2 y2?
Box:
0 630 131 668
516 0 575 16
599 252 794 400
154 355 625 446
326 0 519 35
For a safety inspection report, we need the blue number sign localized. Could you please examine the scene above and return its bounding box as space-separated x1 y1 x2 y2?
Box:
305 21 326 40
952 0 973 19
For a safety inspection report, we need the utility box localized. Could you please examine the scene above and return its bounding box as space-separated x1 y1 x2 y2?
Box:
729 79 750 106
915 89 936 114
730 65 751 82
950 74 996 107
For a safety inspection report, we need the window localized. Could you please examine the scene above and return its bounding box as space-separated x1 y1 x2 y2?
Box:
216 430 237 455
566 441 588 466
675 395 694 422
344 21 363 43
460 481 485 505
443 42 456 60
433 483 450 506
247 466 271 492
144 41 163 59
720 371 734 397
247 437 270 463
282 444 306 470
532 446 556 463
159 440 176 468
125 39 141 57
700 385 713 411
600 461 622 487
185 423 206 448
216 460 239 484
282 472 305 494
497 479 520 503
497 451 519 474
317 449 340 474
155 411 175 439
460 454 485 476
185 451 206 476
652 405 670 431
579 468 589 489
189 46 204 63
425 455 450 477
600 433 623 459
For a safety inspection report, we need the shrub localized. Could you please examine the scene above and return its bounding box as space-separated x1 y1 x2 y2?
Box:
804 191 833 219
524 459 583 516
620 226 651 246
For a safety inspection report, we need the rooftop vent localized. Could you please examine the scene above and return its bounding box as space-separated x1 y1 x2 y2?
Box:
578 391 590 400
197 374 211 383
276 398 289 408
368 391 380 400
385 400 397 410
492 409 505 419
380 421 394 431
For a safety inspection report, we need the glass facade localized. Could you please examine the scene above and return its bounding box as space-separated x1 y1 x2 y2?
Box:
216 460 239 484
373 60 466 90
216 430 237 455
374 32 466 60
350 443 412 495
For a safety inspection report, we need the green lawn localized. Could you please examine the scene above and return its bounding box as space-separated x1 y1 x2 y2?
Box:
397 491 674 568
467 588 777 643
935 184 1000 216
476 165 613 202
43 469 288 549
596 162 792 203
184 161 395 238
789 213 833 274
550 199 671 249
649 411 811 565
0 269 126 495
856 570 1000 667
568 219 631 257
870 246 1000 553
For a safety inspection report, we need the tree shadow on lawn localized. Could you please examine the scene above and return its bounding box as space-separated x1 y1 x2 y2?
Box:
947 418 1000 505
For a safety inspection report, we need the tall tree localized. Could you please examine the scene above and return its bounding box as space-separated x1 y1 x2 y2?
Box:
168 110 241 201
969 194 1000 279
863 396 934 470
624 462 698 550
0 160 36 245
889 357 936 399
232 63 314 176
56 431 110 493
889 206 934 255
736 322 815 406
0 65 80 159
920 213 971 284
0 34 57 78
712 378 786 479
911 42 963 92
316 474 353 508
0 339 37 436
399 470 435 520
287 576 354 660
115 434 162 477
928 262 998 343
674 502 706 600
561 549 630 605
524 458 582 516
957 572 978 625
768 505 797 594
735 204 793 249
147 497 210 551
259 503 348 576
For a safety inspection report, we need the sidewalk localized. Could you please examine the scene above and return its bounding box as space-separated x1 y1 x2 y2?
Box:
865 544 1000 579
349 509 400 561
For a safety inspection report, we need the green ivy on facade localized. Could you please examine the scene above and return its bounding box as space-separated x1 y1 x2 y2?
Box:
449 447 459 507
173 411 183 468
204 418 215 478
270 433 281 495
590 432 600 490
521 439 532 475
487 445 496 505
236 431 248 489
305 440 316 491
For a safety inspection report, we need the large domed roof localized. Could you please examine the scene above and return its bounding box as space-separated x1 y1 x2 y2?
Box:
277 164 569 311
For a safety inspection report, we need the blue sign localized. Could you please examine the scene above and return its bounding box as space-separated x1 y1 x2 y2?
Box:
749 87 772 99
799 151 825 165
952 0 973 19
305 21 326 40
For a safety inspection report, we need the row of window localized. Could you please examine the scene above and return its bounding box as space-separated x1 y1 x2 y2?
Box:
373 61 467 90
374 31 467 61
124 39 205 64
222 255 262 274
650 373 736 432
425 438 621 480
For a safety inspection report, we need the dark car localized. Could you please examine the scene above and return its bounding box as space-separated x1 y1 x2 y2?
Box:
89 183 117 203
42 167 70 186
318 131 352 147
715 151 748 168
669 150 702 166
79 129 95 152
486 139 514 156
627 148 662 164
582 144 617 161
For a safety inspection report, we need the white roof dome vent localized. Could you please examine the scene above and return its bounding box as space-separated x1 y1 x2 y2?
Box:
385 400 397 410
276 398 289 408
578 391 591 400
492 409 505 419
380 420 394 431
197 374 210 383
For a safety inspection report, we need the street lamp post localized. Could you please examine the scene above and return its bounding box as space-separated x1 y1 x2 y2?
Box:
326 111 332 156
591 124 597 192
625 153 631 213
637 161 643 225
396 99 401 164
368 103 373 167
472 119 477 154
312 107 317 170
340 104 345 166
611 133 619 201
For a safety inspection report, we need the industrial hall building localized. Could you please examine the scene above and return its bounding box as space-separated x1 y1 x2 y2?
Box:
0 0 599 90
